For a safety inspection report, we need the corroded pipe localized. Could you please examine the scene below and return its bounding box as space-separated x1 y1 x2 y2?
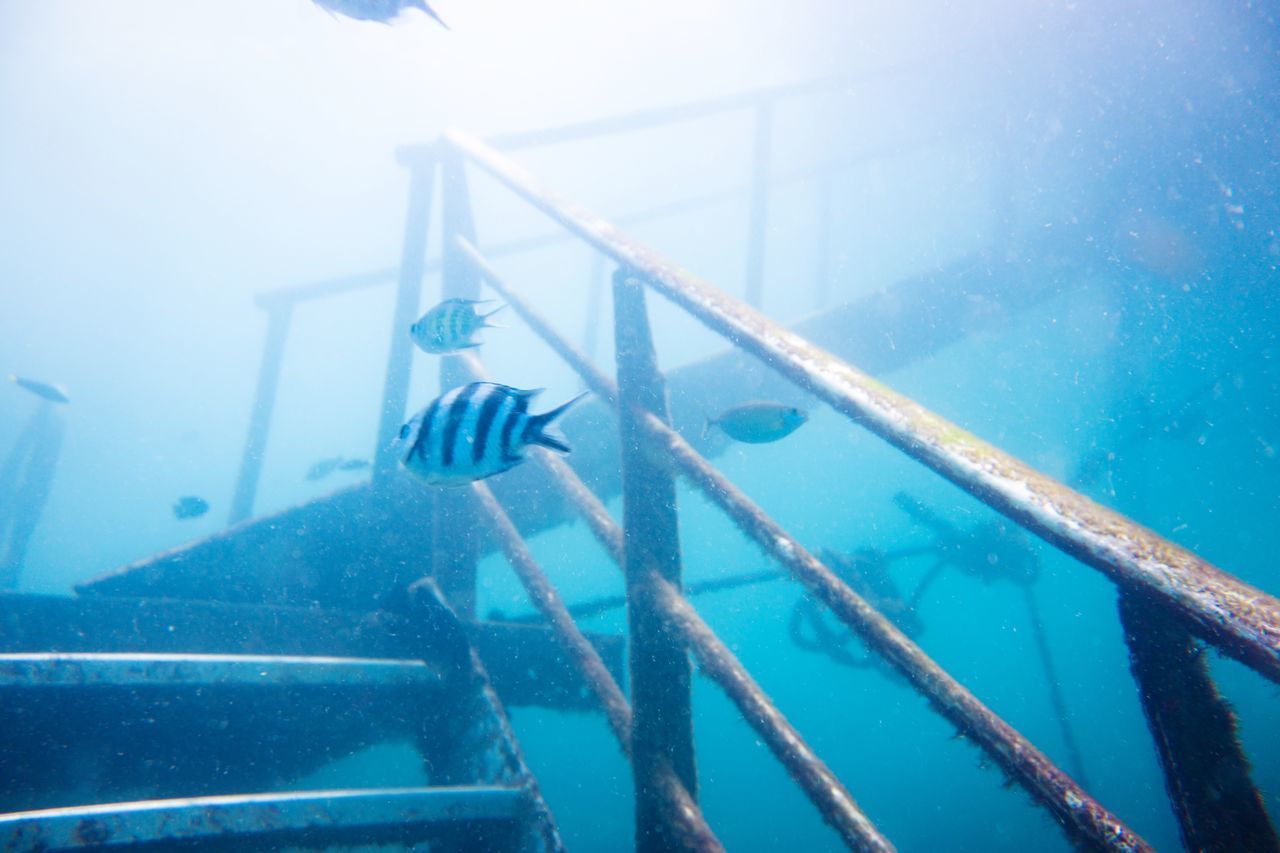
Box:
442 127 1280 687
454 359 723 852
470 483 724 853
649 574 896 853
455 237 1150 853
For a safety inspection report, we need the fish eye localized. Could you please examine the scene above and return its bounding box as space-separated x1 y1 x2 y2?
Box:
399 424 411 440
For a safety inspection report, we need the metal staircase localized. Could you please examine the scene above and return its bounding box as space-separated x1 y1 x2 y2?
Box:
2 81 1278 851
0 587 567 850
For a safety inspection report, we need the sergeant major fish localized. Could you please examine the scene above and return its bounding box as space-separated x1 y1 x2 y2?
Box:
8 374 70 404
397 382 585 485
704 401 808 444
410 299 505 355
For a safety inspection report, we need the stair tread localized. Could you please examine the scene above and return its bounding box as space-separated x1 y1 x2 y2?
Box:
0 785 529 849
0 651 441 689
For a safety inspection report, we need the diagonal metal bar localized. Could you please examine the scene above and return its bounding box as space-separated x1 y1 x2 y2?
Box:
469 483 724 852
450 278 893 851
454 237 1150 853
445 355 723 852
520 441 895 851
648 573 895 853
442 127 1280 689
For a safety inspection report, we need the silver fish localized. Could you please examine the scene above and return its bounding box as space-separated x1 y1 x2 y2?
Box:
397 382 585 486
8 374 70 404
705 401 808 444
410 299 505 355
312 0 448 28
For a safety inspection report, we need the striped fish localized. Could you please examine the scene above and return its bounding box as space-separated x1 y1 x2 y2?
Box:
397 382 586 485
410 299 505 355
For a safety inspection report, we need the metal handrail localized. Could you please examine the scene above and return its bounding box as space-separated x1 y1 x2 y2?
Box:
443 127 1280 685
455 236 1148 852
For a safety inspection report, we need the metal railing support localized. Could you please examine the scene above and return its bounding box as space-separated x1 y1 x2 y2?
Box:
469 481 724 852
442 127 1280 687
374 151 437 484
430 149 483 619
453 237 1149 852
613 268 700 852
744 99 773 308
1118 591 1279 852
648 574 895 853
229 302 293 524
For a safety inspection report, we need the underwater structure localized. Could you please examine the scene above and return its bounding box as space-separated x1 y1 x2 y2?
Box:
1 82 1278 852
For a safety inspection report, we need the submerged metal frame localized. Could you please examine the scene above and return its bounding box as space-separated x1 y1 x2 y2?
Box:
216 80 1280 849
455 238 1145 852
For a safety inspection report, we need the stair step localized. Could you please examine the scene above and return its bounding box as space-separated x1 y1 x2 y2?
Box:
0 785 530 850
0 652 441 689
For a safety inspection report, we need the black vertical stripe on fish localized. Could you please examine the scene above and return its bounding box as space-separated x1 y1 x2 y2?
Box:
472 386 508 464
441 383 483 467
500 393 530 463
411 397 443 464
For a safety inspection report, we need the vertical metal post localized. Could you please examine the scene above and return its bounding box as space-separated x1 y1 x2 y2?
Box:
613 268 698 852
373 154 437 484
744 99 773 308
1119 591 1279 852
433 146 482 619
0 403 65 589
229 302 293 524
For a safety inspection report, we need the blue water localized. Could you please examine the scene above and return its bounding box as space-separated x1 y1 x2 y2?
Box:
3 1 1279 850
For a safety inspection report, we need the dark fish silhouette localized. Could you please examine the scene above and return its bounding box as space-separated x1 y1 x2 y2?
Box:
306 456 345 481
704 401 807 444
8 374 70 404
172 496 209 520
397 382 585 486
306 456 371 481
312 0 448 28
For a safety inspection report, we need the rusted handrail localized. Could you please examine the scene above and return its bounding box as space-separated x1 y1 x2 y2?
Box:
469 482 725 853
454 236 1150 852
442 127 1280 687
450 353 722 850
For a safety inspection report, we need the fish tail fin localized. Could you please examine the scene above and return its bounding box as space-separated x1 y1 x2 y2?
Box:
523 392 588 454
409 0 450 28
481 304 507 327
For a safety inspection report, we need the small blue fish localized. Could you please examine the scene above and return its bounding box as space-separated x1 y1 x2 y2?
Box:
397 382 585 486
705 401 808 444
8 374 70 404
172 496 209 520
410 299 505 355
